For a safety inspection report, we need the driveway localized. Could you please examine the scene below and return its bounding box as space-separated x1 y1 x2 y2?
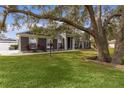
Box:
0 50 19 55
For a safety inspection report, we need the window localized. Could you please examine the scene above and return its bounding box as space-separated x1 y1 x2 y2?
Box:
29 37 37 49
47 39 53 49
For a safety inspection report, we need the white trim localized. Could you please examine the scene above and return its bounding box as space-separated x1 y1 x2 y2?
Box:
17 34 50 38
29 37 38 50
18 36 21 52
72 38 75 50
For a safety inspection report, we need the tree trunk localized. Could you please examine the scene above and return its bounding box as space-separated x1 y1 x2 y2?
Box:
112 40 124 64
112 6 124 64
94 6 111 62
95 35 111 62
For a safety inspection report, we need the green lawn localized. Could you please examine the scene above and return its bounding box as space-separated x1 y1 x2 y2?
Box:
0 50 124 88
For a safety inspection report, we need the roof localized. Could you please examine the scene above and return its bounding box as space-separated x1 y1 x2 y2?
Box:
17 31 50 36
0 38 17 43
17 31 38 35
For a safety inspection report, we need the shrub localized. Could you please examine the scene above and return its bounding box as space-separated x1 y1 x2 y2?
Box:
9 44 18 50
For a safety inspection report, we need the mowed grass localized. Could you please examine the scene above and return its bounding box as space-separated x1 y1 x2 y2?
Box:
0 50 124 88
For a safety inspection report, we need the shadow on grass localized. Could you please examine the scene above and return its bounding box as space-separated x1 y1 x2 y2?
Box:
0 55 73 88
33 56 73 88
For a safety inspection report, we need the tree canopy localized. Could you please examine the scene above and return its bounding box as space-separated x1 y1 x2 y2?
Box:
0 5 124 64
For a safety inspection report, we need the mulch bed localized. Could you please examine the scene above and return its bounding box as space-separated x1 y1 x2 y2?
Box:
81 56 124 71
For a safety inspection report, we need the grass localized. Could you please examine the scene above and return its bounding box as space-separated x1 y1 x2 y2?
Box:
0 50 124 88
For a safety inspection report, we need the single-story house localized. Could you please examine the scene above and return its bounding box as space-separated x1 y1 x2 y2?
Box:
16 31 91 52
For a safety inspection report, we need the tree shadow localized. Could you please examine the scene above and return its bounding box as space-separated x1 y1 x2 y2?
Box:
0 55 73 88
31 56 73 87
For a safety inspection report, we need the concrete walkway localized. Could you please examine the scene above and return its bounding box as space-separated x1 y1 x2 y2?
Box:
0 50 19 56
0 50 79 56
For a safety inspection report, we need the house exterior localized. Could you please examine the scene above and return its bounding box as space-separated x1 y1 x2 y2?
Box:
16 31 91 52
108 40 115 48
0 38 19 55
0 38 17 51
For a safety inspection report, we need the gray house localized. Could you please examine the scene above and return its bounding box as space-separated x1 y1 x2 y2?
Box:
17 31 91 52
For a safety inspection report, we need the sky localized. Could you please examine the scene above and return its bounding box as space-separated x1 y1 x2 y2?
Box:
0 6 46 39
0 5 117 39
0 8 25 39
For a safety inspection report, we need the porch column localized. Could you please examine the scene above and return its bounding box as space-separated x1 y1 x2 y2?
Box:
62 33 67 50
82 41 85 49
64 37 67 50
18 36 21 52
72 38 75 50
57 39 59 50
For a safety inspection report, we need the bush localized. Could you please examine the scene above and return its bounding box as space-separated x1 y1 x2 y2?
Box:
9 44 18 50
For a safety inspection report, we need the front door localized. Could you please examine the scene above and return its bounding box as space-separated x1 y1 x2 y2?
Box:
67 37 72 49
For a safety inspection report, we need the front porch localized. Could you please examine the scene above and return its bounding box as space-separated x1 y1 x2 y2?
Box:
17 32 91 52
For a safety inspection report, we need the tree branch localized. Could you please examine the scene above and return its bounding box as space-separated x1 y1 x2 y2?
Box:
0 10 8 30
0 6 95 36
103 13 121 31
85 5 97 30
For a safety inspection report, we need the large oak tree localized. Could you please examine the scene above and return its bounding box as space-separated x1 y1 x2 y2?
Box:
0 5 123 63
